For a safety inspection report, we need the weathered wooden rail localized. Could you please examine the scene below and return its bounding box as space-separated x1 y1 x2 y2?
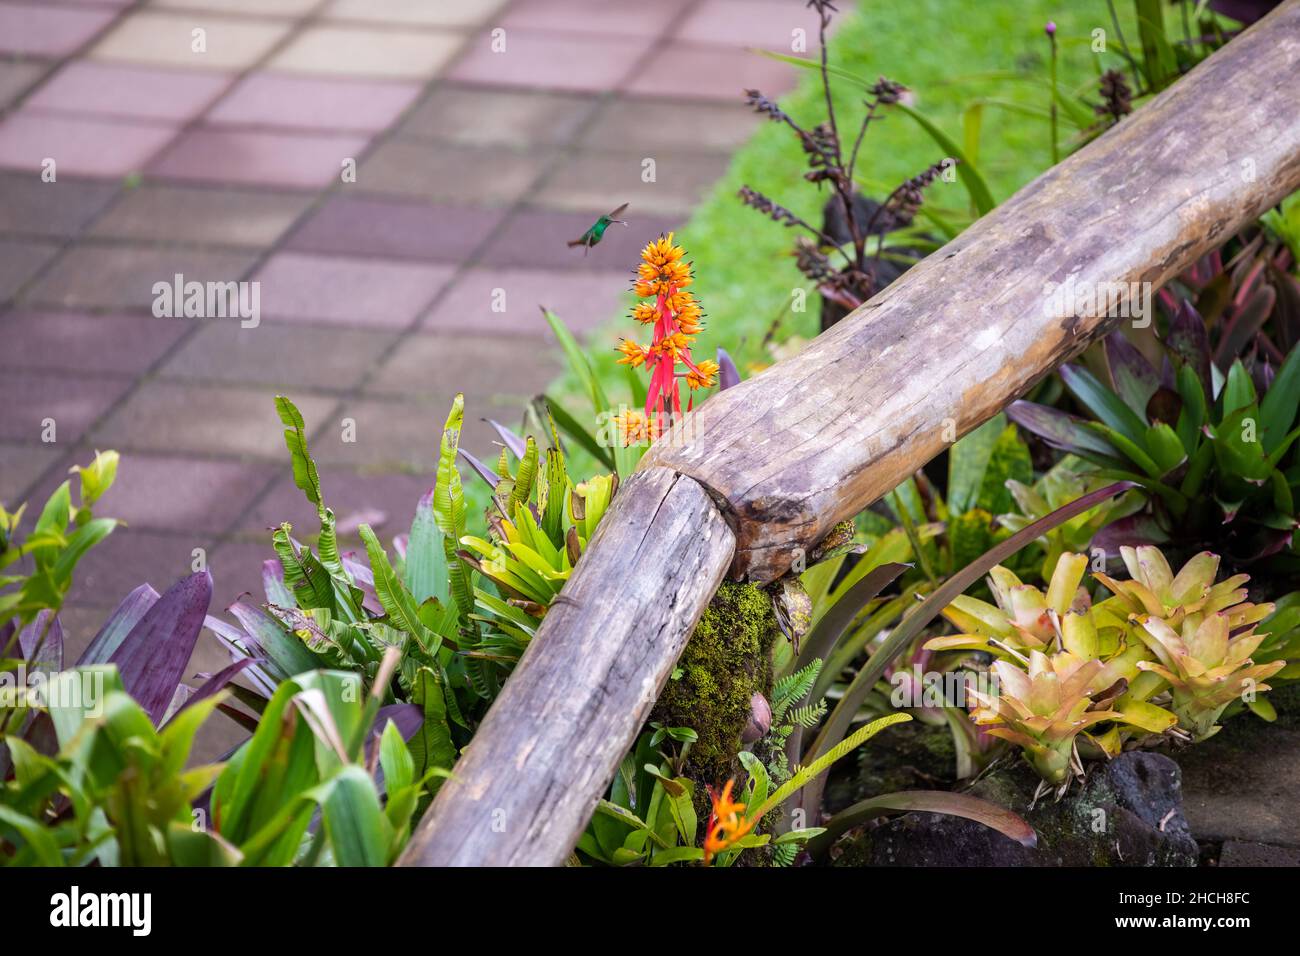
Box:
400 1 1300 867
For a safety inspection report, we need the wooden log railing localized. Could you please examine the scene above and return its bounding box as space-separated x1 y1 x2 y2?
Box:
400 1 1300 867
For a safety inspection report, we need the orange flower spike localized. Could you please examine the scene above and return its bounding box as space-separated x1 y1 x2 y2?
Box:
630 302 658 325
686 359 719 390
702 778 756 864
615 339 648 368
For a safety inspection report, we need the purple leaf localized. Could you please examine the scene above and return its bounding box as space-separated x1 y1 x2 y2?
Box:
109 570 213 726
1166 299 1212 396
486 419 527 459
227 598 317 681
1216 285 1276 368
1091 513 1171 554
716 347 741 390
175 658 263 719
1103 332 1158 419
340 553 381 615
18 610 62 672
459 447 502 489
261 559 294 607
1005 400 1123 460
78 583 159 666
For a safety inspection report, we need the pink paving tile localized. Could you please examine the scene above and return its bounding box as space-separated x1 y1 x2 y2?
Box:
622 42 803 101
254 251 455 329
25 61 233 123
0 3 117 57
93 454 276 534
447 29 654 93
207 73 422 133
477 207 680 272
0 62 44 110
0 310 186 375
148 126 369 189
501 0 690 37
674 0 826 50
421 266 629 336
0 110 178 178
286 195 507 262
0 369 133 444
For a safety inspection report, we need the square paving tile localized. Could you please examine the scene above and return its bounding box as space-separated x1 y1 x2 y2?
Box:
502 0 689 37
323 0 508 28
446 29 653 92
91 381 335 460
245 467 434 541
0 369 133 444
580 96 760 153
421 266 630 336
0 442 64 508
63 528 218 610
23 243 258 310
367 333 559 404
0 310 185 375
396 86 593 147
254 251 454 329
25 61 233 123
0 62 45 111
148 127 370 189
92 454 276 534
674 0 826 50
534 148 730 216
477 207 679 271
153 0 320 15
0 3 118 57
0 237 61 303
207 72 421 133
268 25 462 79
89 11 291 72
358 139 548 206
159 321 398 392
308 396 494 472
0 111 178 178
622 43 800 101
0 174 118 237
89 183 312 247
286 195 505 262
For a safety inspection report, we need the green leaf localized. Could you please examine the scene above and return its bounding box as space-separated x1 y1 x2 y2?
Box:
405 489 449 606
1261 345 1300 453
359 524 443 655
313 765 391 867
891 102 996 215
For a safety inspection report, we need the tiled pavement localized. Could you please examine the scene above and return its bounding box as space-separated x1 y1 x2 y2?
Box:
0 0 819 669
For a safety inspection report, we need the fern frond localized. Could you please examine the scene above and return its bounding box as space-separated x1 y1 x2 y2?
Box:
772 658 824 719
788 700 828 729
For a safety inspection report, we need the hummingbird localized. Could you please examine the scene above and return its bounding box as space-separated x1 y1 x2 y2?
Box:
567 203 629 255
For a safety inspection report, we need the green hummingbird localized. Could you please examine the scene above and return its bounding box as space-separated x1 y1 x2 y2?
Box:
567 203 629 255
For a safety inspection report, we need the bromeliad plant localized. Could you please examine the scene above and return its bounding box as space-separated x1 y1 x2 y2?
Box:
1008 322 1300 572
456 417 616 676
928 546 1287 787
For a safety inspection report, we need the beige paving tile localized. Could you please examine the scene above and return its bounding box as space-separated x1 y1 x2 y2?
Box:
267 25 462 79
89 184 312 247
151 0 320 15
89 11 291 71
323 0 508 28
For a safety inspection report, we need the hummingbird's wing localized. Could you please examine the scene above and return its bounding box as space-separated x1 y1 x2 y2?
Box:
606 203 629 220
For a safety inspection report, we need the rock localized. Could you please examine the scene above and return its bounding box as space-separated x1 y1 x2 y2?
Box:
1177 704 1300 848
835 751 1198 867
1217 840 1300 867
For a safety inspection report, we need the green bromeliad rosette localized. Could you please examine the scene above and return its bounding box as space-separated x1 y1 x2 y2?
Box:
928 546 1284 789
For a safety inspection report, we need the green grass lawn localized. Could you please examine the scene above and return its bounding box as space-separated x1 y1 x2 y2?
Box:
554 0 1145 412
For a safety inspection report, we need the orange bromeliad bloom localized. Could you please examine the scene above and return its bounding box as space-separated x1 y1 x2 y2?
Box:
702 779 755 864
618 232 716 445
